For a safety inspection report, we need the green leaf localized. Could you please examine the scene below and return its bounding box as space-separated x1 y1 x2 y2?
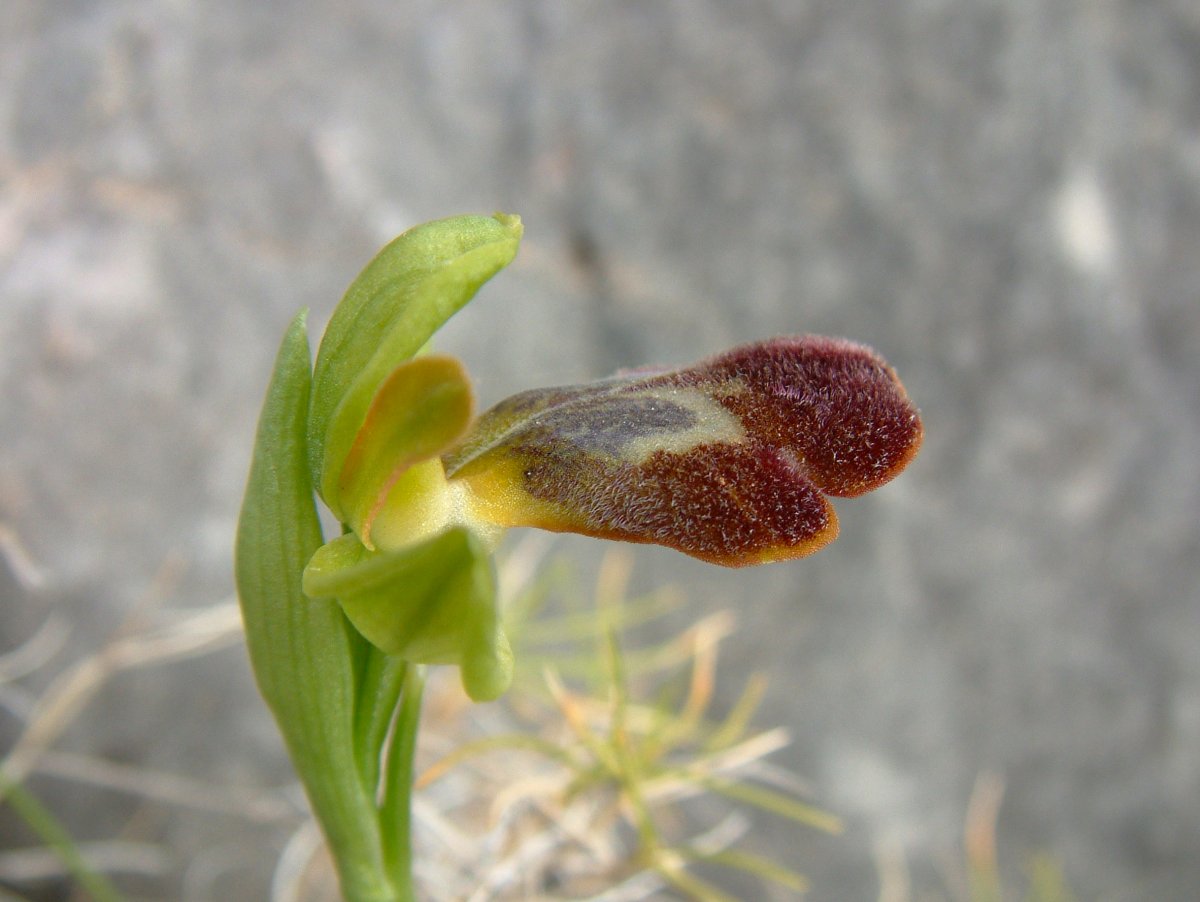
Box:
234 312 390 900
335 354 474 548
304 529 513 702
309 213 522 519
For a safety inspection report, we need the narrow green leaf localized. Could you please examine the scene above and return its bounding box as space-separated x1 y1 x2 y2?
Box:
309 213 522 518
304 529 513 702
705 674 768 752
0 770 122 902
653 861 738 902
688 774 843 834
234 312 389 900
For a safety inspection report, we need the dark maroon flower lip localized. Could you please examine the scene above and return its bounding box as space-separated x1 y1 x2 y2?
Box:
444 335 923 567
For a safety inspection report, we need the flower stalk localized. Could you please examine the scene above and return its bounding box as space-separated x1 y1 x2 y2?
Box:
235 212 922 900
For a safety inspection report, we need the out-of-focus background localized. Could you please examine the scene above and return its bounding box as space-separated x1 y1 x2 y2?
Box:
3 1 1199 899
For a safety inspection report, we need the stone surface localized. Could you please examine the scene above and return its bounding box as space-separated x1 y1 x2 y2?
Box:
2 1 1198 899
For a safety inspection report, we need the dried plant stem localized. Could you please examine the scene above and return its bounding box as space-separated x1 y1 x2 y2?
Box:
0 603 243 801
34 750 295 823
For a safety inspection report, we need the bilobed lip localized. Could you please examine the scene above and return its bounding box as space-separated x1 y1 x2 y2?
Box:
441 334 923 566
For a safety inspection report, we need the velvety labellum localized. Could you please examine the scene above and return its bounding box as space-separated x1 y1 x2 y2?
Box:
444 336 923 566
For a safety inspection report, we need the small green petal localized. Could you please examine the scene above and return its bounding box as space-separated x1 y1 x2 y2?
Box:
303 529 513 702
309 213 522 520
336 355 474 549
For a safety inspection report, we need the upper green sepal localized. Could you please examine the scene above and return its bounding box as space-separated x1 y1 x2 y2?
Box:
303 528 513 702
309 213 523 520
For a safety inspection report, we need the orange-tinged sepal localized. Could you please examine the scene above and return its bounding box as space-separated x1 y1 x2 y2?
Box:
337 355 473 548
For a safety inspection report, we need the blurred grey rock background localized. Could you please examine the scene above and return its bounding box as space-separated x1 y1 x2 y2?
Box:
2 1 1198 899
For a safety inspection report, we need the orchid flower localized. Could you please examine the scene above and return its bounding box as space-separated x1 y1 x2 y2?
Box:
235 213 921 901
297 212 921 702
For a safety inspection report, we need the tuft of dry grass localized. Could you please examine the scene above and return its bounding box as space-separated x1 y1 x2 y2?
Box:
1 533 1078 900
1 535 831 901
400 546 840 901
0 547 304 900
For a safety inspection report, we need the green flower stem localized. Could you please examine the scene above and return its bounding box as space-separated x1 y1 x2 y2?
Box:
381 664 427 900
353 647 408 794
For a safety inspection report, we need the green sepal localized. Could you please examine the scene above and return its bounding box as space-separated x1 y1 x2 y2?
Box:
336 355 474 549
309 213 522 520
304 528 513 702
233 312 390 899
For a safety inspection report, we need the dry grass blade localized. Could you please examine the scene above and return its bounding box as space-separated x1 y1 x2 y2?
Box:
0 582 262 901
640 728 793 806
0 613 69 683
579 870 669 902
270 820 329 902
965 772 1005 902
34 750 297 823
0 524 46 591
495 532 557 603
1 602 244 794
403 552 838 898
465 797 612 901
417 733 577 791
0 614 70 723
0 841 171 883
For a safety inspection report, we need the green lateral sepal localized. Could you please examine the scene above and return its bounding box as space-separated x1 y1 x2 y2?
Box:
303 528 513 703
